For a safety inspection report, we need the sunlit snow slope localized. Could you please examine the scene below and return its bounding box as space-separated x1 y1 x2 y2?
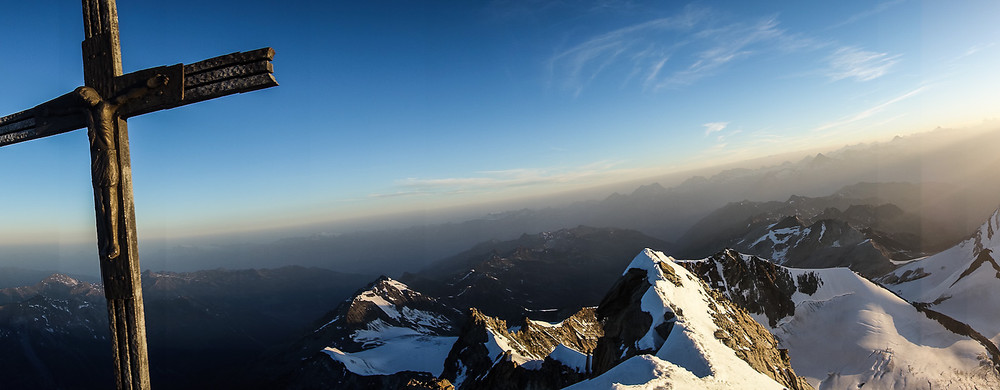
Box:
881 209 1000 347
682 249 1000 389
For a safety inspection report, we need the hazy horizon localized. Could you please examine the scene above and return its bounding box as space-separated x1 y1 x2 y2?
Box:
3 122 999 280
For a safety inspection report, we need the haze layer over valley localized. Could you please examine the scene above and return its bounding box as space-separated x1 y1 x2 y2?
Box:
48 125 995 279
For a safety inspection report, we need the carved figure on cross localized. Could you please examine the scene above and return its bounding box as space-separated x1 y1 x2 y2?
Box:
41 75 171 261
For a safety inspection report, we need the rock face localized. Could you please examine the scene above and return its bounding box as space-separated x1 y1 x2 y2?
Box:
580 249 813 390
591 268 656 375
681 249 801 327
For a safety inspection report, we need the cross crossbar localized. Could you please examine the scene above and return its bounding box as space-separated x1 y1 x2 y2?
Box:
0 48 276 147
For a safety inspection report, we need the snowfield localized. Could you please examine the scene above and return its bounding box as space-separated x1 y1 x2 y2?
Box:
323 335 457 376
774 266 994 389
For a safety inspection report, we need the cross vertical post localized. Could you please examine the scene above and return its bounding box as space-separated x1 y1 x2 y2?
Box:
81 1 150 389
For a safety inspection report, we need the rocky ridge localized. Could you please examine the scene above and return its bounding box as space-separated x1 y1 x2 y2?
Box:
281 249 815 389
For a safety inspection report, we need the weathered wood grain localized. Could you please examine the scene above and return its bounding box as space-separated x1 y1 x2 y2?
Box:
185 61 272 87
185 73 278 104
0 111 35 134
183 47 274 74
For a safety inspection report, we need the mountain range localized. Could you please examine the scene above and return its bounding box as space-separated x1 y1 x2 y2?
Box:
270 234 1000 388
7 209 1000 388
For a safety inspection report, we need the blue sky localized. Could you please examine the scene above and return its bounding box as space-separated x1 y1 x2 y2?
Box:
1 0 999 245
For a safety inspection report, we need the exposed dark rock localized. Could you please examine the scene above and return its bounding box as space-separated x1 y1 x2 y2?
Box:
951 248 1000 287
796 272 821 295
591 268 654 375
877 267 930 284
680 249 798 327
911 303 1000 369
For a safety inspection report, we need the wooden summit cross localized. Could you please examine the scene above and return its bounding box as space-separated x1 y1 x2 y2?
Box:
0 1 277 388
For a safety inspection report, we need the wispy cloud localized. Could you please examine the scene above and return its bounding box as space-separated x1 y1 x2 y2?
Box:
826 46 900 82
547 7 814 95
654 16 814 89
702 121 729 136
957 42 996 61
813 86 925 132
370 161 631 199
827 0 906 30
547 6 706 96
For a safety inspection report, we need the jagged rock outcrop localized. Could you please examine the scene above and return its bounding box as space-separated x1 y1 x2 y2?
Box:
441 307 601 390
680 249 802 327
591 268 657 375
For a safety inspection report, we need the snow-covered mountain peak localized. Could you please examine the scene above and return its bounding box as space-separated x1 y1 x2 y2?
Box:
586 248 812 390
350 276 420 320
40 274 81 287
310 276 464 356
624 248 684 286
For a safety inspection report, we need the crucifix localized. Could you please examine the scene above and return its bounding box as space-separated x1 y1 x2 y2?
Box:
0 1 277 389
